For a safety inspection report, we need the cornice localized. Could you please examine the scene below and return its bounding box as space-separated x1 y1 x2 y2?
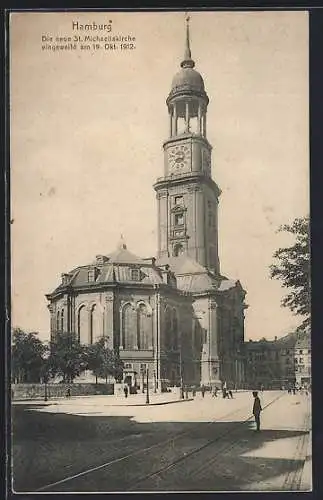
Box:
163 133 212 151
153 172 221 198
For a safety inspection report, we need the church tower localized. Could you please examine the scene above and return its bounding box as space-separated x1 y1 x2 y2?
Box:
154 16 221 274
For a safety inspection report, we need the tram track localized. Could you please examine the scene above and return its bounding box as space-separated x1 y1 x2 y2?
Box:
125 393 283 491
35 393 283 492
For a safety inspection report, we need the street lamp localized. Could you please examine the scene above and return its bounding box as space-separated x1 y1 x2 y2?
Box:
42 349 50 402
146 367 150 404
153 370 157 393
141 368 145 393
179 349 184 399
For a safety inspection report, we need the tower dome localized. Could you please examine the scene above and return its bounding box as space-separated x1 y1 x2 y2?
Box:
167 15 208 103
171 67 205 93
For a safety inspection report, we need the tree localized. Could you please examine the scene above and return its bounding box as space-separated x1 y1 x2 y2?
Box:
85 337 124 383
48 332 87 383
12 328 48 383
270 216 310 331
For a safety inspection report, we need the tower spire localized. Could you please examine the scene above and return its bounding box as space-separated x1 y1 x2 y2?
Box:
181 13 195 69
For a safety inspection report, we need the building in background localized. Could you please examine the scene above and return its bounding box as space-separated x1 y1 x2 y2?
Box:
46 19 247 390
294 331 311 387
245 330 311 389
245 338 282 389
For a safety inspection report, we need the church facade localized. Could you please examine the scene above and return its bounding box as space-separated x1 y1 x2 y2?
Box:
46 20 247 390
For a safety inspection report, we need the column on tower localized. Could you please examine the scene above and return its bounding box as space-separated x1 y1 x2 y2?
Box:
169 105 173 137
105 293 114 349
197 101 202 135
202 110 207 137
172 103 178 136
185 101 190 132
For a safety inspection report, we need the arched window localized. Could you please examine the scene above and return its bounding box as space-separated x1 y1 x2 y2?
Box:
77 305 87 344
164 307 172 351
172 309 178 350
173 243 184 257
56 311 60 331
123 304 136 350
90 304 101 344
60 309 64 332
137 304 152 350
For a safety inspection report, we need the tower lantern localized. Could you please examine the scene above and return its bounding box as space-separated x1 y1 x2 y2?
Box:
166 15 209 138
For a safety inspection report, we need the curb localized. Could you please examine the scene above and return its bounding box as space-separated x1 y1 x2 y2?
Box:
106 398 194 407
13 397 194 407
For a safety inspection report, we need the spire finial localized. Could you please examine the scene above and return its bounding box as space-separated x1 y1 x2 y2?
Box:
185 13 191 59
181 12 195 69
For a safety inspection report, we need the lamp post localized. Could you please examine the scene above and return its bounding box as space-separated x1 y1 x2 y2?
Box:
141 369 145 393
153 370 157 393
43 351 50 402
44 377 48 402
146 367 150 404
179 349 184 400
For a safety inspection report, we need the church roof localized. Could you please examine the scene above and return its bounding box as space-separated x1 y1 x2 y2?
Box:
106 235 145 264
158 254 207 276
156 254 241 294
218 279 237 291
107 247 145 265
47 239 171 296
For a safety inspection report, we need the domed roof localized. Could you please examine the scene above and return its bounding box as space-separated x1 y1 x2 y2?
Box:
171 67 205 92
168 16 207 99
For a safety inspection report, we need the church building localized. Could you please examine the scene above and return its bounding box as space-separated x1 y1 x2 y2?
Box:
46 19 247 390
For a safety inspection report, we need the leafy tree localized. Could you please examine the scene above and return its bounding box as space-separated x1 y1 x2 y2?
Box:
270 216 310 330
85 337 124 383
48 331 87 383
12 328 48 383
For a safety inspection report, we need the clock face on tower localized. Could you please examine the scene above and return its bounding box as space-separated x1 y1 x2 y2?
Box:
168 144 190 173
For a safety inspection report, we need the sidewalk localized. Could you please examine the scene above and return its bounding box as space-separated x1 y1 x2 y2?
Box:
13 390 193 407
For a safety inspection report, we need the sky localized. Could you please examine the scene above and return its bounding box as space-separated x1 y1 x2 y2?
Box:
10 10 309 341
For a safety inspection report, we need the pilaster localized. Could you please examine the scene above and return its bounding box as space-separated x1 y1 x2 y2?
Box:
105 293 114 349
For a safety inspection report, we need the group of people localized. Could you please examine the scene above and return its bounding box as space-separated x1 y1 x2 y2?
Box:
199 384 234 399
287 384 310 395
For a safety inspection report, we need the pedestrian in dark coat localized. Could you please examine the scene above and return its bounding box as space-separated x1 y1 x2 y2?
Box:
124 385 128 398
201 385 205 398
252 391 262 431
228 389 233 399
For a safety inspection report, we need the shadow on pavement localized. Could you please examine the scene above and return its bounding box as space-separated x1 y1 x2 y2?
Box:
11 404 310 492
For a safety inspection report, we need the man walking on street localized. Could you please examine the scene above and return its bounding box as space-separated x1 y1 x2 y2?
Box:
252 391 262 431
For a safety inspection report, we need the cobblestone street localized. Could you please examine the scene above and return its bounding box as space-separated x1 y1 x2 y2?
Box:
12 390 311 492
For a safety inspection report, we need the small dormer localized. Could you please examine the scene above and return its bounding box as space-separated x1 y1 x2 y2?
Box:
130 268 141 281
88 267 99 282
61 273 72 286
